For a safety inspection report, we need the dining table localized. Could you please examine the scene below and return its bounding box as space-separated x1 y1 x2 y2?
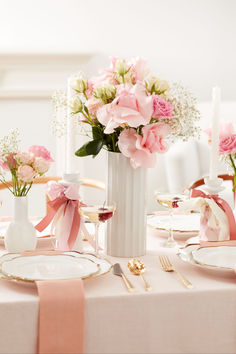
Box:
0 226 236 354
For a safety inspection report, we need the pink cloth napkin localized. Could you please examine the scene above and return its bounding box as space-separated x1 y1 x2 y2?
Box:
36 279 85 354
21 251 85 354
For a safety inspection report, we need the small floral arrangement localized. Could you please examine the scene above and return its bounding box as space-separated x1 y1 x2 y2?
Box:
67 57 200 168
0 130 53 196
206 122 236 190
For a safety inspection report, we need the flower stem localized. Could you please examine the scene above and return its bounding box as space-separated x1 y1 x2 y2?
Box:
229 154 236 191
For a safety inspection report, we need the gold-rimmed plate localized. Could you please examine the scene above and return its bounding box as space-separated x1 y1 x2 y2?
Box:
177 243 235 273
0 251 112 284
0 253 100 282
147 213 200 240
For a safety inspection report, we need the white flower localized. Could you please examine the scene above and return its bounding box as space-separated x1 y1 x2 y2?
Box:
69 96 83 113
115 59 127 76
94 84 116 100
146 76 170 94
71 77 88 93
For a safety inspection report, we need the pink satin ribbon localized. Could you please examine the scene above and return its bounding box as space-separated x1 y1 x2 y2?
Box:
191 189 236 240
35 182 95 251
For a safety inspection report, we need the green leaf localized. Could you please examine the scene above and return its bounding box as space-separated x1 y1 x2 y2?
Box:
92 126 104 140
75 139 103 157
84 105 89 115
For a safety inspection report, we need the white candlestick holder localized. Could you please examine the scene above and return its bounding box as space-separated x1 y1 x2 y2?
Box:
202 177 225 195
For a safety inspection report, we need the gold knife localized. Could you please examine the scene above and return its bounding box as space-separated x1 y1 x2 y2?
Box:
113 263 137 292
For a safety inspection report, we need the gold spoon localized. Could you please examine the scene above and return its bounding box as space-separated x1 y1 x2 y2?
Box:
128 258 152 292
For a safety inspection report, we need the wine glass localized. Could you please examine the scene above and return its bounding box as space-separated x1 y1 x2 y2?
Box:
154 191 189 248
79 202 116 255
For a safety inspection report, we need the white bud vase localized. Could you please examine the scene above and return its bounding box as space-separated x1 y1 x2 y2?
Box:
5 196 37 252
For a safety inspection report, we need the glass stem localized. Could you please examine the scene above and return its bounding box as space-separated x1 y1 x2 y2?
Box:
94 223 100 255
169 208 174 242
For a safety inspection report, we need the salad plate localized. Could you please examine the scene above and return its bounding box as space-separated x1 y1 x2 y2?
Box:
192 246 236 270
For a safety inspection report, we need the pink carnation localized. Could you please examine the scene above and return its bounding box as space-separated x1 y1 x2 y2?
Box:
16 151 34 165
33 157 50 174
0 153 16 171
152 95 173 119
118 123 171 168
97 84 153 133
18 165 36 183
28 145 54 162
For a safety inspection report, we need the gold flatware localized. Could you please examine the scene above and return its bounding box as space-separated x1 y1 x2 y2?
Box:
159 255 193 289
128 258 152 292
113 263 137 292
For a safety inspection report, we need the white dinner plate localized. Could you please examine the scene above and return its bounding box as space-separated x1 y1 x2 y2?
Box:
177 243 234 273
147 213 200 240
1 254 100 281
0 251 112 284
192 246 236 270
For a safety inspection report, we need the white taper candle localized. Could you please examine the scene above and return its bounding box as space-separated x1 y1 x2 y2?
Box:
66 76 78 174
209 87 221 181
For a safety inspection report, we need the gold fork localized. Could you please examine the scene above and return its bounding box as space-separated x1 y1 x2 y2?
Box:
159 255 193 289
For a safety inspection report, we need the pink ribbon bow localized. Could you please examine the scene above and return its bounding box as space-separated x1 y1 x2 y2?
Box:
35 182 86 251
191 189 236 240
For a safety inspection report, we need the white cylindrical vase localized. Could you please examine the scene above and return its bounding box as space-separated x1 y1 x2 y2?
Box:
5 196 37 252
106 152 147 257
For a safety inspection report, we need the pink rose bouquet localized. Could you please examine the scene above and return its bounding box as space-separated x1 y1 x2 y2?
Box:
68 56 200 168
206 122 236 190
0 131 53 196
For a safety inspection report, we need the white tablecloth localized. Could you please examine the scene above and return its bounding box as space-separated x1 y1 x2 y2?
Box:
1 232 236 354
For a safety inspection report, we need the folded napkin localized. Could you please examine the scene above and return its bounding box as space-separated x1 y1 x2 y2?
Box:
36 279 85 354
22 251 85 354
178 196 229 241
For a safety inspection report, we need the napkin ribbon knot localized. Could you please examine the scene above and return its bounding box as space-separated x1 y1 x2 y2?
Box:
35 181 93 250
191 189 236 240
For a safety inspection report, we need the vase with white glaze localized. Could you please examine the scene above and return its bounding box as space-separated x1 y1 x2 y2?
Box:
106 152 147 257
5 196 37 252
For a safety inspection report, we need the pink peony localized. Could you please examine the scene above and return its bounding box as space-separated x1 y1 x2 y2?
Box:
97 84 153 133
16 151 34 165
33 157 50 174
118 123 170 168
152 95 173 119
18 165 36 183
219 134 236 154
28 145 54 162
86 97 104 117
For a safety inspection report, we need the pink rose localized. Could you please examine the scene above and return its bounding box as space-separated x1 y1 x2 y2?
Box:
118 123 170 168
16 151 34 165
205 122 234 141
97 84 153 133
33 157 50 174
86 97 104 117
152 95 173 119
18 165 36 183
219 134 236 154
28 145 54 162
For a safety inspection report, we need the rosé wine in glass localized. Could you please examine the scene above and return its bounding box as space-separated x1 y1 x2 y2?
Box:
79 204 116 255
